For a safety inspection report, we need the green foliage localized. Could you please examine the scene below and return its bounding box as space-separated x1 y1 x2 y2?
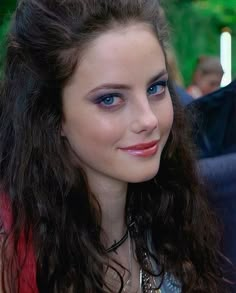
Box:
0 15 12 74
163 0 236 85
0 0 17 74
0 0 17 22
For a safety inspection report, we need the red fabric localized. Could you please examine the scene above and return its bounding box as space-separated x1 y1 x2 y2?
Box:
0 194 38 292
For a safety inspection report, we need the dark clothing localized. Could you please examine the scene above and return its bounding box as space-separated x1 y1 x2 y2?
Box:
188 81 236 285
199 153 236 266
187 80 236 159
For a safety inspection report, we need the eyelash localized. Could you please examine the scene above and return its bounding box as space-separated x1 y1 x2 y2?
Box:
94 93 123 109
147 80 167 96
95 80 168 109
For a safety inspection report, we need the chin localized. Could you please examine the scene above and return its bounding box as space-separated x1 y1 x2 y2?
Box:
127 167 159 183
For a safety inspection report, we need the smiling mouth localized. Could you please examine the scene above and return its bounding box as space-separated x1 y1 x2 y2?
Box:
119 140 159 157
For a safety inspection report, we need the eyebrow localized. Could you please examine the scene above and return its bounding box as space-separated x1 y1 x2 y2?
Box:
86 69 168 95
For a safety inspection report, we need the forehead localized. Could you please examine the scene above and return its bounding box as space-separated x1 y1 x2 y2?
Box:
85 23 162 62
66 23 166 90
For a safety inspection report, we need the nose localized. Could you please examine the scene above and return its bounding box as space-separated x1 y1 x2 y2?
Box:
130 97 158 134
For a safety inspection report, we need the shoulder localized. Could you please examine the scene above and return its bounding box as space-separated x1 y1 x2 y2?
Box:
0 193 38 292
0 193 10 291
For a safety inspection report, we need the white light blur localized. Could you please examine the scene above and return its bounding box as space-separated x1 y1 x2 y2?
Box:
220 31 232 87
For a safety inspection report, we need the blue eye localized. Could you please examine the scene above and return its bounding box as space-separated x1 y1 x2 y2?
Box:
147 81 167 96
95 94 123 108
102 96 115 105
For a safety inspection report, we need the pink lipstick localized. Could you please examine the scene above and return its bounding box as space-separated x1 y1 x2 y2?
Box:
120 140 159 157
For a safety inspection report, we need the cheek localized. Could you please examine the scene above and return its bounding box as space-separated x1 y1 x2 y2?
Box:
63 112 124 152
157 97 174 135
86 117 125 146
165 103 174 128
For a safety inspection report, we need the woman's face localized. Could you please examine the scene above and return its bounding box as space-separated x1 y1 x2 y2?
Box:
62 23 173 187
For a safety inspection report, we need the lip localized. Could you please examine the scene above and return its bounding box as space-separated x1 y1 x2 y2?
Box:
119 140 159 157
120 140 159 150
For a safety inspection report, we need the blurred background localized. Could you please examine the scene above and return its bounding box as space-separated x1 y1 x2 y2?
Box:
162 0 235 88
1 0 235 87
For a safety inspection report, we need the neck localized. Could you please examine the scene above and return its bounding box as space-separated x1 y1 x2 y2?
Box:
100 184 128 247
87 174 128 247
101 197 127 247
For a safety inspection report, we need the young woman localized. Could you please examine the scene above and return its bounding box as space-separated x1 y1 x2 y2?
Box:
0 0 227 292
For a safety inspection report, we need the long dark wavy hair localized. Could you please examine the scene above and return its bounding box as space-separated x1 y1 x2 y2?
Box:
0 0 227 292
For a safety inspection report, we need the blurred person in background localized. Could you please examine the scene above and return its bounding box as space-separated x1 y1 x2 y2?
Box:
187 56 224 99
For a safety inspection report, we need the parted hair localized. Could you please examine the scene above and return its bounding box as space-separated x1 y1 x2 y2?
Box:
0 0 226 292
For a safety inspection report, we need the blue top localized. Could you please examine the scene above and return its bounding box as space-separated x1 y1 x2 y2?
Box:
148 235 182 292
159 272 182 292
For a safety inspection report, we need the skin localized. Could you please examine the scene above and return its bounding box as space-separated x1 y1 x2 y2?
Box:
190 71 223 98
62 23 173 192
61 23 174 291
196 72 223 96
